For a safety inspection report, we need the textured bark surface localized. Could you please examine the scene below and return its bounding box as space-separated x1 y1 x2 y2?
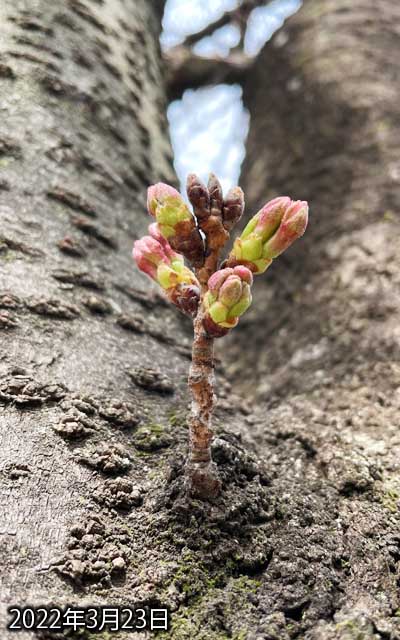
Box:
0 3 268 639
1 0 400 639
223 0 400 637
0 0 186 632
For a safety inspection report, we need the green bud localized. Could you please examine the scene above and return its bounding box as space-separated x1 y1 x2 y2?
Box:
226 196 309 274
147 183 204 268
227 284 252 318
238 236 263 261
157 263 177 289
240 214 259 239
203 266 254 336
209 301 228 324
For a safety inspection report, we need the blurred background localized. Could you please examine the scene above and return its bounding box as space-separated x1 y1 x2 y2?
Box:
161 0 302 193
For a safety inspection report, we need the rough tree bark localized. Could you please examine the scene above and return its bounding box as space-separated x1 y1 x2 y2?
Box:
224 0 400 638
0 0 189 633
1 1 399 640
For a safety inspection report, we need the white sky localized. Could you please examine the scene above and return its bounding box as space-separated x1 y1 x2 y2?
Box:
162 0 301 193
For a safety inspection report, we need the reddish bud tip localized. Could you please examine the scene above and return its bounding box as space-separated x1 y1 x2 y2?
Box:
147 183 181 216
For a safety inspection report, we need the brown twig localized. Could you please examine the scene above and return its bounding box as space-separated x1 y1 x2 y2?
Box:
185 306 221 498
179 0 260 49
185 173 238 499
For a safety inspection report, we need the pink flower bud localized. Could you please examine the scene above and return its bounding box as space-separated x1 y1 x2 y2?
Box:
147 183 181 217
132 236 168 281
146 181 204 268
226 196 309 273
219 275 242 307
262 201 308 259
208 268 234 295
203 266 253 337
254 196 291 241
232 265 253 285
132 245 157 280
132 226 200 319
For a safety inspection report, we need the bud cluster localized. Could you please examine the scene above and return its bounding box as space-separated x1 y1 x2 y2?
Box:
186 173 244 253
133 223 200 317
133 178 308 335
203 266 253 337
132 175 309 501
147 183 204 268
226 197 308 274
133 174 308 499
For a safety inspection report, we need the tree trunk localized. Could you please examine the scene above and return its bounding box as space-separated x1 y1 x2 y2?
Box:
0 0 188 632
227 0 400 637
0 2 270 639
1 0 400 639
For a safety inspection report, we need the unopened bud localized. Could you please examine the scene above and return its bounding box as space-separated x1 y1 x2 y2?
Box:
208 173 223 217
262 200 308 259
203 266 253 337
132 236 168 281
133 230 200 316
147 183 181 217
186 173 210 222
226 197 308 273
147 182 204 267
223 186 244 232
194 173 229 258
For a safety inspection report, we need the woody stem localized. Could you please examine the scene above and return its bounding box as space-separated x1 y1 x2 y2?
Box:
185 251 222 499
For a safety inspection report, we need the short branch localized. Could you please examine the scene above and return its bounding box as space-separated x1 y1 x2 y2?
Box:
166 47 251 101
179 0 260 49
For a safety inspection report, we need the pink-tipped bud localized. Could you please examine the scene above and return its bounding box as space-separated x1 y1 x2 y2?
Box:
219 275 243 307
254 196 291 240
132 245 158 280
262 200 308 259
147 183 181 217
132 236 168 280
146 181 204 268
226 196 309 274
203 266 253 337
232 265 253 285
133 227 201 317
208 269 231 295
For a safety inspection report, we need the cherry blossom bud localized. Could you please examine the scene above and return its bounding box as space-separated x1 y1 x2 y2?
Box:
262 200 309 259
132 236 167 281
148 222 176 260
203 266 253 337
223 186 244 231
226 197 308 273
147 182 204 267
186 173 210 222
133 231 200 316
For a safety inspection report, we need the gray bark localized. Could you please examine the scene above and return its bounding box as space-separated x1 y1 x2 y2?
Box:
0 0 186 633
228 0 400 638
